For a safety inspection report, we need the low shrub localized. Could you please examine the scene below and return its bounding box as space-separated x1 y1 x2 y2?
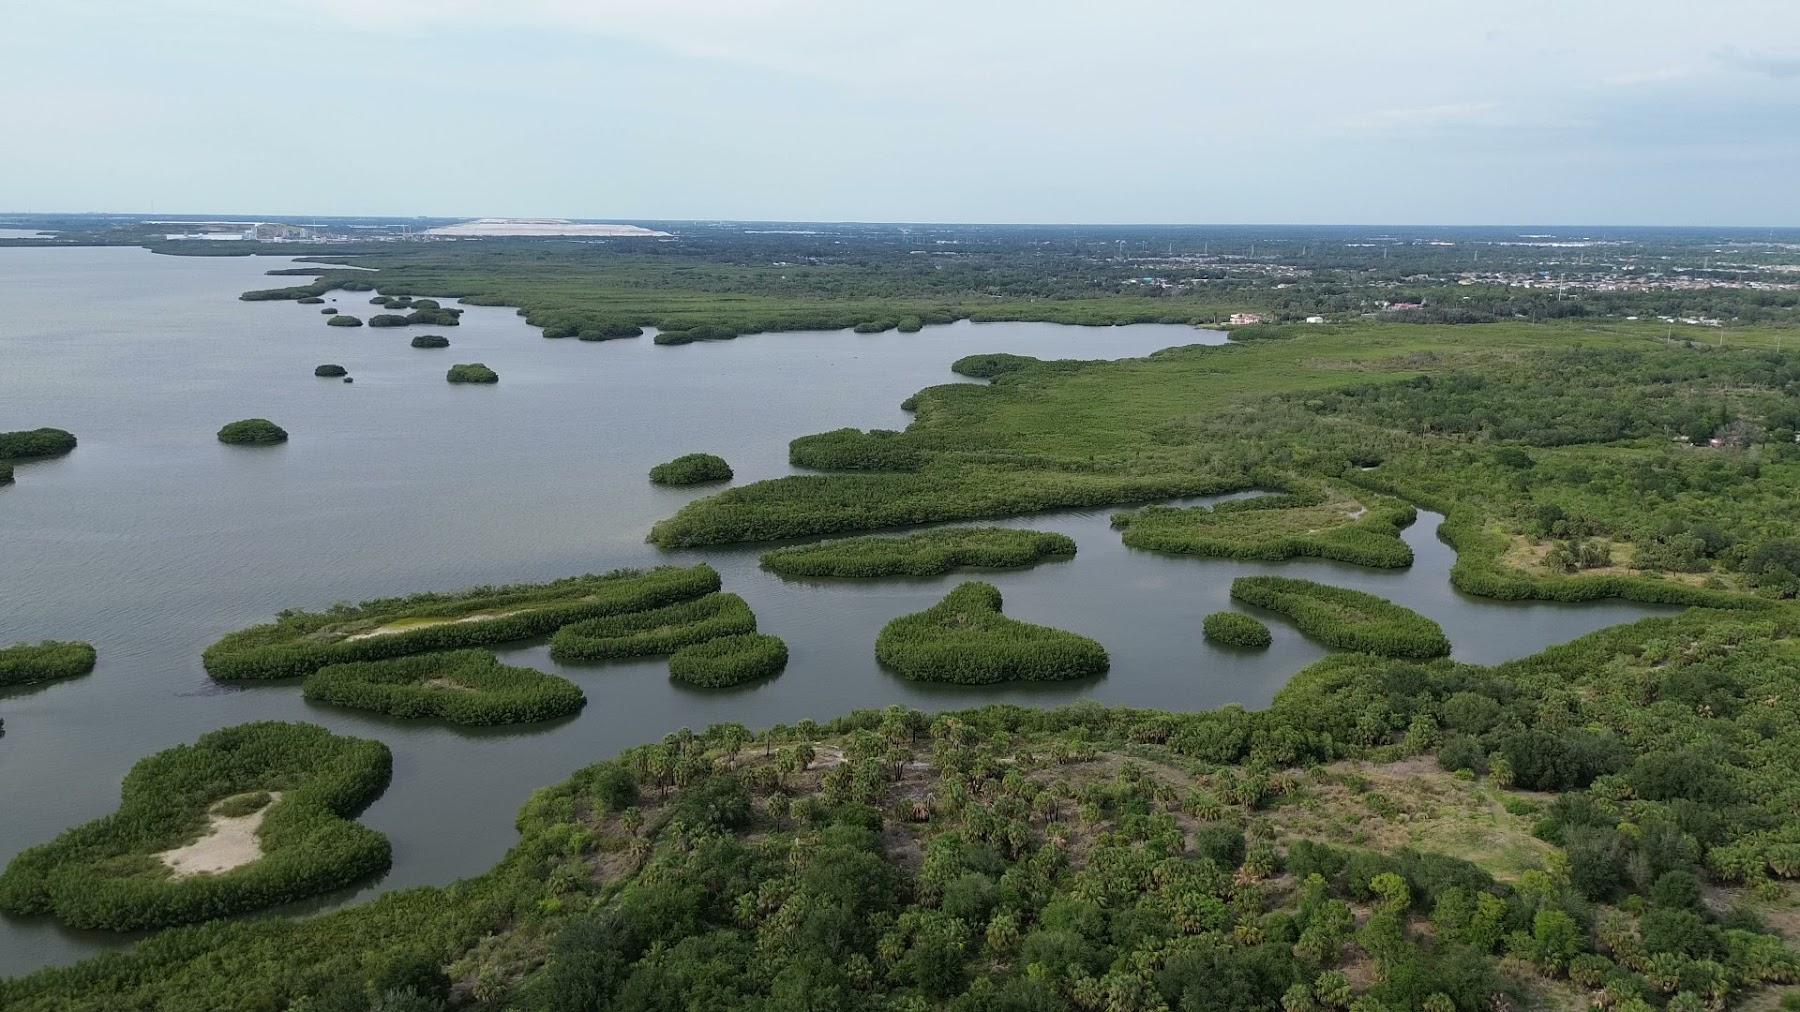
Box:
217 419 288 446
875 582 1109 684
1202 612 1272 648
0 721 391 931
667 633 788 687
368 314 409 328
761 527 1075 579
313 364 347 378
297 297 324 305
0 427 77 459
409 335 450 349
549 593 756 662
0 462 11 484
0 641 97 686
1229 576 1450 658
204 565 720 679
446 363 499 384
320 307 338 315
649 453 733 486
326 315 363 327
303 650 584 725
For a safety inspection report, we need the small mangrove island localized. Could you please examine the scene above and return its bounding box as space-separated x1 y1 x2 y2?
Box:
1114 485 1416 568
303 650 585 726
216 418 288 446
1201 610 1273 648
409 334 450 349
648 452 732 485
204 565 722 679
325 314 362 327
0 721 391 931
875 581 1110 684
1229 575 1451 658
0 640 98 687
760 526 1075 579
0 427 77 460
313 364 347 378
446 363 499 384
667 632 789 687
549 592 757 663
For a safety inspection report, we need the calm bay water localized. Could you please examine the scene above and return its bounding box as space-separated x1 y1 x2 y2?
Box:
0 247 1672 974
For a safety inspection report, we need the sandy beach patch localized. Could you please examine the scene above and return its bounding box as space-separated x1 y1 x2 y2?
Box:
158 792 282 878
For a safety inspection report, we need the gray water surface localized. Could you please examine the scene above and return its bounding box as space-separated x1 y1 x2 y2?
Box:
0 247 1673 974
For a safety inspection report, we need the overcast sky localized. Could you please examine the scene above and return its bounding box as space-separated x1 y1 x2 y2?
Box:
7 0 1799 224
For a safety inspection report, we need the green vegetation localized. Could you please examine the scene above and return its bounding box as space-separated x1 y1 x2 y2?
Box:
1231 576 1451 658
216 418 288 446
0 461 10 484
303 650 585 725
1116 485 1416 568
0 721 390 931
648 452 732 486
0 641 97 687
876 581 1109 683
297 296 324 305
652 319 1800 621
408 307 462 326
1202 610 1272 648
369 313 408 327
652 468 1233 547
667 632 789 687
788 426 925 471
21 603 1800 1010
760 526 1075 578
446 363 499 384
325 314 362 327
0 427 77 459
313 363 347 377
578 323 643 341
410 334 450 348
203 564 721 679
548 593 756 663
321 307 338 315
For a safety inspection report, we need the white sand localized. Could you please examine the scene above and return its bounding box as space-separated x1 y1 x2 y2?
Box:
427 218 670 238
158 792 282 878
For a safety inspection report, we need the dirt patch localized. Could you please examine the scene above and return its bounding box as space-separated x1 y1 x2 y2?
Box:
158 791 283 878
422 677 476 692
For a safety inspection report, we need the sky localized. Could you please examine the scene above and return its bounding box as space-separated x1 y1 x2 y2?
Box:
6 0 1800 224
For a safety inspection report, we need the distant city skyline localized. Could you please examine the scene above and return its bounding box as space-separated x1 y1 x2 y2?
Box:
6 0 1799 225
